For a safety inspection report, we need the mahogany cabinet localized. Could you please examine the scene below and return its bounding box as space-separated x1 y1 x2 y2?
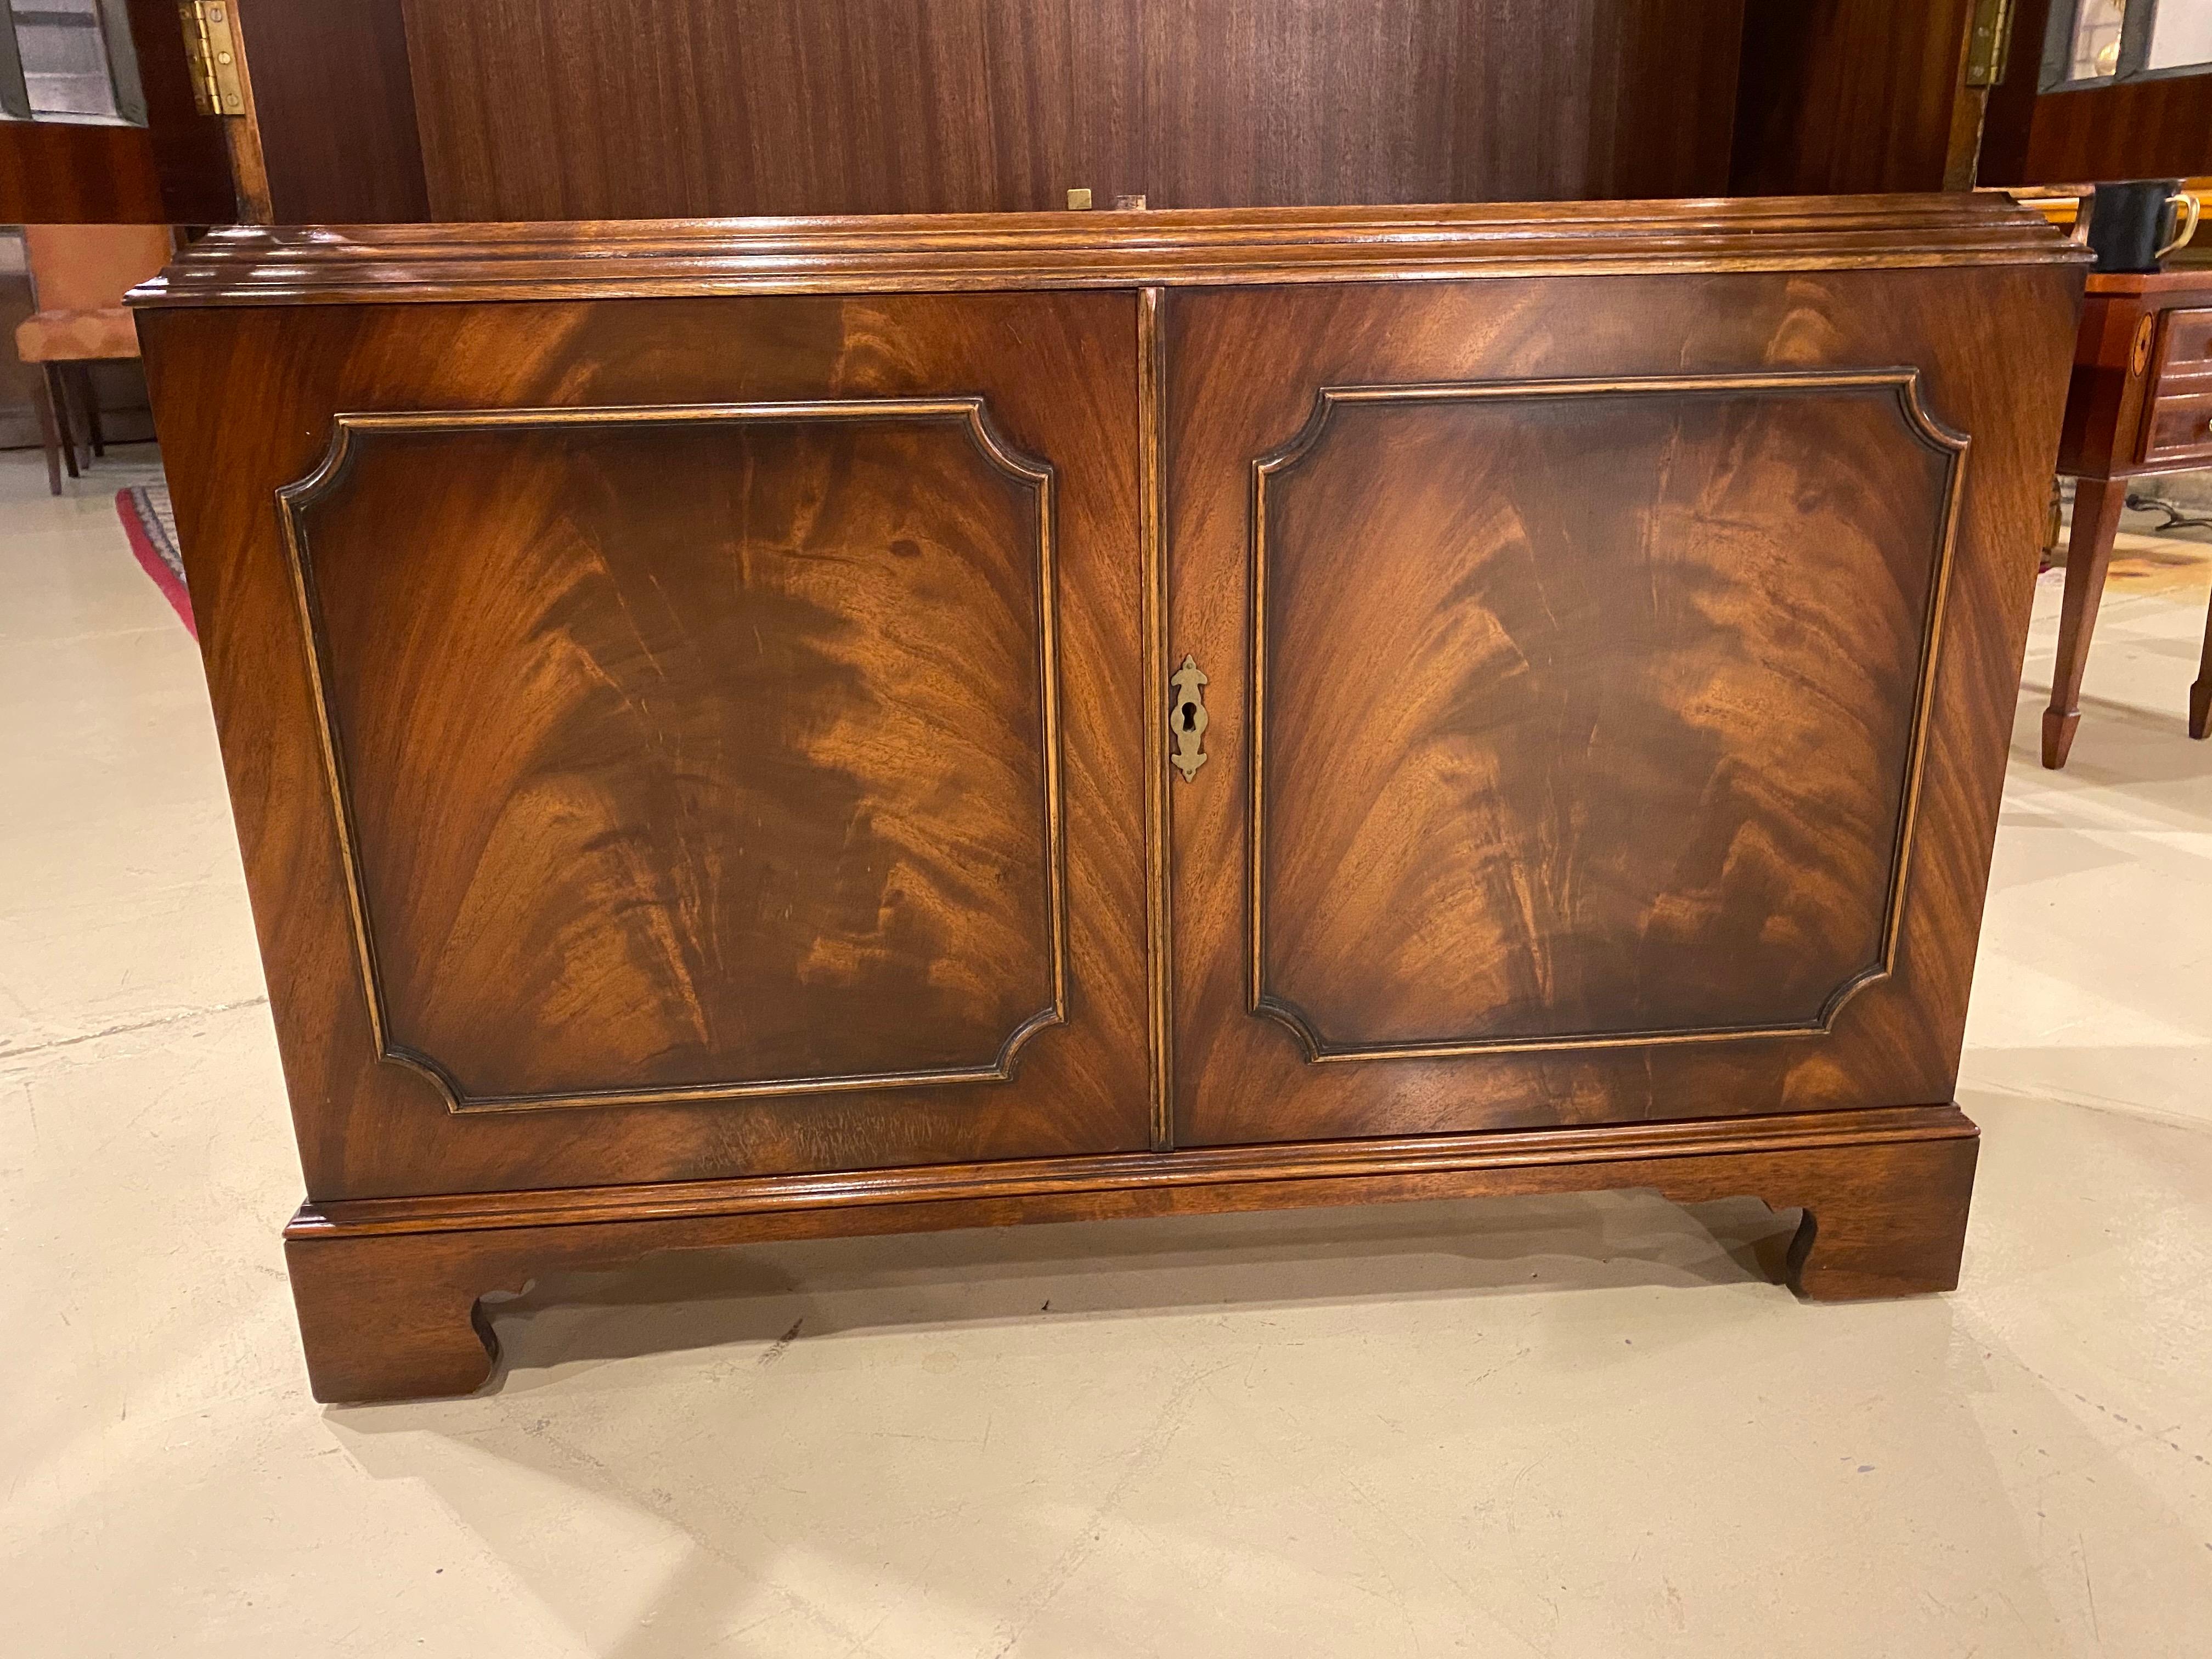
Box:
131 195 2085 1402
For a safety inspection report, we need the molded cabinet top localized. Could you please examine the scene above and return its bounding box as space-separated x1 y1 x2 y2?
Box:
133 193 2085 309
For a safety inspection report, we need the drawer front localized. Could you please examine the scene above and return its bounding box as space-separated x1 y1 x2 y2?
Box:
2151 307 2212 394
2140 388 2212 464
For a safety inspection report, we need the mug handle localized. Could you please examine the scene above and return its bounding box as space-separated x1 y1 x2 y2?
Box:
2156 191 2203 260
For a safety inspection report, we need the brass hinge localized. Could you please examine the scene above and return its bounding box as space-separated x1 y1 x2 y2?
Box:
178 0 246 117
1965 0 2015 88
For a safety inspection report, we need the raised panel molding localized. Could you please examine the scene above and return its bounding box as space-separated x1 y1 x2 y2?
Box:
278 399 1068 1112
1248 369 1970 1062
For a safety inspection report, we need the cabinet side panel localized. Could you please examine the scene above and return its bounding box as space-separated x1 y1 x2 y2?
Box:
394 0 1742 221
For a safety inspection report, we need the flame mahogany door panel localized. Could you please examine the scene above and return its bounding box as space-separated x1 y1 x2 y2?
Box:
1161 269 2079 1146
140 290 1150 1199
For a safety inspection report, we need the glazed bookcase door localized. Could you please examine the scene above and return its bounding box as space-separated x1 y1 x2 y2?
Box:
1160 270 2076 1146
142 290 1152 1199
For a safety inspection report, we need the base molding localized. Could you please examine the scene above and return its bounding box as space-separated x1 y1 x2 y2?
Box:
284 1104 1978 1403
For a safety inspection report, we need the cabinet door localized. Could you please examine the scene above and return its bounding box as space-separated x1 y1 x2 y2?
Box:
145 291 1151 1198
1161 270 2076 1145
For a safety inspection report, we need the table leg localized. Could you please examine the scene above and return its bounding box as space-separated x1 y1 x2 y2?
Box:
2042 476 2126 769
31 368 65 495
43 365 81 480
2191 588 2211 741
69 363 106 458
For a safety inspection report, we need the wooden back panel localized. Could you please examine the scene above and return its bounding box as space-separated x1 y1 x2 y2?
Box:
1979 0 2212 187
1730 0 1979 195
237 0 1746 222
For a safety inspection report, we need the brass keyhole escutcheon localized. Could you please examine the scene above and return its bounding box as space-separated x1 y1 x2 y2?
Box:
1170 654 1209 781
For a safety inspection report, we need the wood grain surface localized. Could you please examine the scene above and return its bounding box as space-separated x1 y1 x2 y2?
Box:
0 120 168 226
117 0 241 223
232 0 431 222
281 1103 1979 1402
394 0 1743 222
282 403 1064 1108
1730 0 1979 195
132 195 2087 311
132 202 2084 1394
1163 264 2082 1145
1979 0 2212 187
140 289 1150 1197
1249 374 1961 1057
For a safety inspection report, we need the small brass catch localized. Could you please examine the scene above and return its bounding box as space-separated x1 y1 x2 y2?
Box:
1170 654 1209 782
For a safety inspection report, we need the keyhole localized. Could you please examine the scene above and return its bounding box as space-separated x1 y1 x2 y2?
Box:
1180 701 1198 731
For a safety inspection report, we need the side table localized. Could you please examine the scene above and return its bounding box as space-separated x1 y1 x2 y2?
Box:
2047 268 2212 767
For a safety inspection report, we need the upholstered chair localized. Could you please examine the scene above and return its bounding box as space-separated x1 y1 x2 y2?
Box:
13 224 174 494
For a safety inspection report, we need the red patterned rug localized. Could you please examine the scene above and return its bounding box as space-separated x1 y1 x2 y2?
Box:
116 483 194 637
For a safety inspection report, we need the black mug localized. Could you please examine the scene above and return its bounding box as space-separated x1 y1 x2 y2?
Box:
2086 179 2202 273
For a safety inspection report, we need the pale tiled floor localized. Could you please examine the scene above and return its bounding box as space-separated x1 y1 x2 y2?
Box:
2 445 2208 1657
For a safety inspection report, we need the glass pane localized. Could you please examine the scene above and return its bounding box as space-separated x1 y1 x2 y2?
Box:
0 15 29 124
2069 0 2130 78
2149 0 2212 67
10 0 120 120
